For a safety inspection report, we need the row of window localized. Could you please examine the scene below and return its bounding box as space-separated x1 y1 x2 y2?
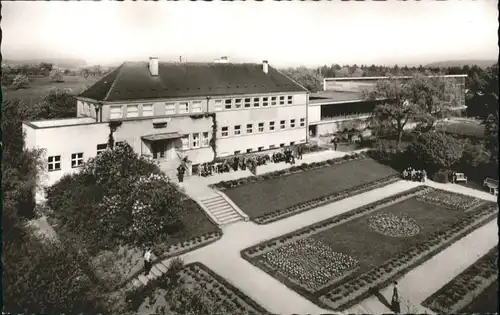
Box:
108 95 297 119
181 132 211 150
216 95 294 111
220 118 305 137
47 153 84 171
233 141 300 155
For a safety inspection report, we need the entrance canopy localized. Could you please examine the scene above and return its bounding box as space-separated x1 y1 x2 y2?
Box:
141 132 186 142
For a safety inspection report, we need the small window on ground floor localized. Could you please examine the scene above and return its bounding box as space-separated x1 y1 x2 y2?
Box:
71 153 84 168
258 146 264 151
290 142 295 146
48 155 61 171
192 133 200 148
280 143 285 147
246 148 253 153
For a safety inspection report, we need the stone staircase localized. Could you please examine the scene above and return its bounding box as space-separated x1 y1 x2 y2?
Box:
199 195 245 225
157 159 180 184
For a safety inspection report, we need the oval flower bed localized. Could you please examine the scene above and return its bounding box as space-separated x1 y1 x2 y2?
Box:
367 212 420 237
260 238 359 292
416 189 483 211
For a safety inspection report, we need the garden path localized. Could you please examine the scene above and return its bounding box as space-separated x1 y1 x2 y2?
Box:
156 180 420 314
349 219 498 315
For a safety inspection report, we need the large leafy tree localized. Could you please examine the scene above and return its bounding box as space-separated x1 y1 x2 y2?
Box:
406 74 458 131
404 131 464 174
3 232 107 314
466 64 499 120
365 77 421 149
46 143 183 250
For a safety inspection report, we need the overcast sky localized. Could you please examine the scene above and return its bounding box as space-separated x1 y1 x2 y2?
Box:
2 1 498 67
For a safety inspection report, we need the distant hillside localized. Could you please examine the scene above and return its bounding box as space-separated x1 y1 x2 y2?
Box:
425 60 497 68
3 58 87 69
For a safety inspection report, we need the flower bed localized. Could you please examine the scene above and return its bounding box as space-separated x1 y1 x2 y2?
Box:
127 262 268 315
319 203 498 311
422 248 498 314
260 238 359 292
416 189 483 211
367 212 420 237
241 186 498 311
215 154 399 223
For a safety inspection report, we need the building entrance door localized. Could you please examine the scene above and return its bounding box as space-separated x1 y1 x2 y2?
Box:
152 140 177 160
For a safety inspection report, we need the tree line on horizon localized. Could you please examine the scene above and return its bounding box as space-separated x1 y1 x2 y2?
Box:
281 63 498 93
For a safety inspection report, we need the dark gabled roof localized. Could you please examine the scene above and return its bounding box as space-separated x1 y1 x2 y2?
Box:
78 62 307 102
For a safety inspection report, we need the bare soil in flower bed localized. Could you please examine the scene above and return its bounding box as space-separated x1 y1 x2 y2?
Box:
221 156 397 222
422 248 498 314
241 186 497 311
50 199 221 291
461 281 499 314
128 262 269 315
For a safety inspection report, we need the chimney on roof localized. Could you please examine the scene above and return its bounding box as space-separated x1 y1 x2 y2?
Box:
149 57 159 76
262 60 269 74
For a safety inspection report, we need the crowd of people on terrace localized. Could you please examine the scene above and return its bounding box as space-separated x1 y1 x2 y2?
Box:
197 145 305 177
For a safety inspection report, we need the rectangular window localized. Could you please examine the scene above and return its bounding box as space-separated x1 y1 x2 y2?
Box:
202 132 210 147
97 143 107 155
290 119 296 128
269 121 275 131
234 150 241 155
287 95 293 105
300 118 305 127
221 126 229 137
246 123 253 134
234 125 241 135
191 133 200 148
214 100 223 111
71 153 84 168
262 97 269 107
258 122 264 132
279 96 285 105
290 142 295 146
235 99 242 109
225 99 232 110
244 98 251 108
181 136 189 150
258 146 264 151
48 155 61 171
153 123 167 129
126 105 139 118
192 101 202 113
271 96 277 106
280 120 286 129
280 143 285 147
165 102 176 115
179 102 189 114
269 145 276 149
246 148 253 153
110 106 122 119
253 97 260 107
142 104 153 116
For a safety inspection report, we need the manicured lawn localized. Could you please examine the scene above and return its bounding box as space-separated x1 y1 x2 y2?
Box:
461 282 499 313
437 121 485 139
224 158 397 219
242 188 495 310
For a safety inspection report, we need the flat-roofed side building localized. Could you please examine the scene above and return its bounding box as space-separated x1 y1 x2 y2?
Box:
309 75 467 136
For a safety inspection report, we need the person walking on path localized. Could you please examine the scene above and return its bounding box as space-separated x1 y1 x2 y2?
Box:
333 138 338 151
391 281 401 313
144 248 153 276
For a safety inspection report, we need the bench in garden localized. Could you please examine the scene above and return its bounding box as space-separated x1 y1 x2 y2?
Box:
454 173 467 183
483 177 499 196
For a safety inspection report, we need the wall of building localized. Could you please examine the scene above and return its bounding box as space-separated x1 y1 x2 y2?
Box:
308 106 321 123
